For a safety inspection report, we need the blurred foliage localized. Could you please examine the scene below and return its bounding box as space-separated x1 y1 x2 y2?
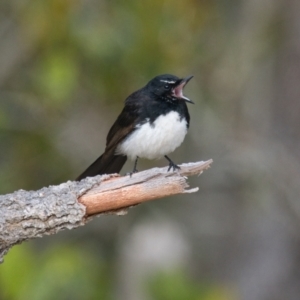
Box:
0 0 217 192
0 1 224 298
147 270 236 300
0 244 235 300
1 0 300 299
0 243 111 300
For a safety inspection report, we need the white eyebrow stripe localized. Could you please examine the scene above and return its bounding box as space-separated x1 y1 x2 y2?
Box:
160 80 176 84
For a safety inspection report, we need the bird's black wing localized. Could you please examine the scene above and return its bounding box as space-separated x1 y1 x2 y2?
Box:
76 92 142 180
105 95 141 151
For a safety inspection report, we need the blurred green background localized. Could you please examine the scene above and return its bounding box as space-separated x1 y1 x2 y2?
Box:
1 0 300 299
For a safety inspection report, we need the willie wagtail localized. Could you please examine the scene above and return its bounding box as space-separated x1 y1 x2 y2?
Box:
77 74 193 181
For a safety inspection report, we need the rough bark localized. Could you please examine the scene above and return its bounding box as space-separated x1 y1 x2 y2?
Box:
0 159 212 263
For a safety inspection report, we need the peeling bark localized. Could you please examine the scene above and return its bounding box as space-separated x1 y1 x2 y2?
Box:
0 160 212 263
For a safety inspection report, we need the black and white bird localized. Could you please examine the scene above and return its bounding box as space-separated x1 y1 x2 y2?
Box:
77 74 193 181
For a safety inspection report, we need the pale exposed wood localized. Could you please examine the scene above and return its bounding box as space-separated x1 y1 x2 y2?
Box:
0 159 212 263
80 160 212 215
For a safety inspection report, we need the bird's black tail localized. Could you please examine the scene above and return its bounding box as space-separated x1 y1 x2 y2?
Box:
76 150 127 181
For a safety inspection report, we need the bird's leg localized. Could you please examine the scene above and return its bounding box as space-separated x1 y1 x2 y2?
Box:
132 156 139 173
164 155 180 172
128 156 139 177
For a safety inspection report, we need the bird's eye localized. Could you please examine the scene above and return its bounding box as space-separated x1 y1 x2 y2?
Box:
164 84 170 89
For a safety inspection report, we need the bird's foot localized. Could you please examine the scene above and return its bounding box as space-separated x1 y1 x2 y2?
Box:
127 168 139 177
167 162 180 172
127 157 139 177
165 155 181 172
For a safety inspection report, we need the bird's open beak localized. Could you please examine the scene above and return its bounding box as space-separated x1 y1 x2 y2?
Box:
172 75 194 104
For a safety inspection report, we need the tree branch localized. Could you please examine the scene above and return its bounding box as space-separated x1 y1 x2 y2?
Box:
0 159 212 263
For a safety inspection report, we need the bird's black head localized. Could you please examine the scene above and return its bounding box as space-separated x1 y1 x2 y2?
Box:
146 74 194 104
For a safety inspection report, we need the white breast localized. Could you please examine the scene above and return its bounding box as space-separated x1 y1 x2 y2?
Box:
116 111 188 160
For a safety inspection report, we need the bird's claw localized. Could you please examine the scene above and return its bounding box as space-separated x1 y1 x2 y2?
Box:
167 162 180 172
126 169 139 177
